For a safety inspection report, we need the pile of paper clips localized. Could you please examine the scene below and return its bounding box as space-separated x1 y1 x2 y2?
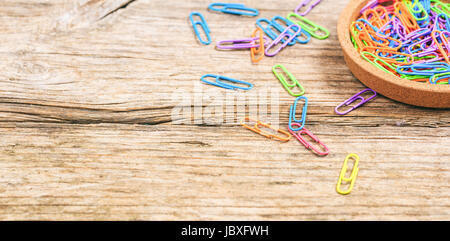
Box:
189 1 373 195
351 0 450 84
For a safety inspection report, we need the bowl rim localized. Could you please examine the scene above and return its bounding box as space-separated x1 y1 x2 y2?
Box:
337 0 450 96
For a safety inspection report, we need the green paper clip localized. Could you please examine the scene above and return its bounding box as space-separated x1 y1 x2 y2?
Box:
430 72 450 85
431 0 450 15
287 12 330 40
272 64 305 97
406 0 429 22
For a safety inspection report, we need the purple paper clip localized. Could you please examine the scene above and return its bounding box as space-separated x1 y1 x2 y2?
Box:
265 24 301 57
295 0 321 16
335 89 377 115
216 36 270 50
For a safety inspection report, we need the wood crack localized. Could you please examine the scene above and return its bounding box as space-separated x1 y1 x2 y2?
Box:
55 0 138 30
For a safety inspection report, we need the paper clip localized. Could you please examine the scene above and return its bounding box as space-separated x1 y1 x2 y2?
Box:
216 36 270 50
289 96 308 131
251 27 265 63
271 16 311 44
336 154 360 195
289 126 330 156
396 62 450 76
394 2 419 33
360 46 415 65
360 0 378 14
256 18 297 46
429 72 450 84
189 12 211 45
256 18 279 39
361 52 397 76
273 64 305 97
201 74 253 90
295 0 321 16
265 24 302 57
335 89 377 115
241 117 291 142
431 30 450 64
287 12 330 40
434 14 450 32
208 3 259 17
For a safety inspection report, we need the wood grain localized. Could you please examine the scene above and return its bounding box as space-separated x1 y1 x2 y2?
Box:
0 0 449 221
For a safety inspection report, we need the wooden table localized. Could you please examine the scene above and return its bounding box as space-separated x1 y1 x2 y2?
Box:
0 0 449 221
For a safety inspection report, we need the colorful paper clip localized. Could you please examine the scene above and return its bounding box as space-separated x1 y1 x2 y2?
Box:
201 74 253 90
431 30 450 64
396 62 450 76
241 117 292 142
430 72 450 84
272 64 306 97
265 24 302 57
251 27 265 63
288 96 308 131
361 52 397 76
295 0 321 16
336 154 360 195
256 18 297 46
287 12 330 40
289 125 330 156
216 36 270 50
189 12 211 45
335 89 377 115
271 16 311 44
208 3 259 17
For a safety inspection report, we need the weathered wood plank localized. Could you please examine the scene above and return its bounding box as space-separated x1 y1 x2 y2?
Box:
0 123 448 220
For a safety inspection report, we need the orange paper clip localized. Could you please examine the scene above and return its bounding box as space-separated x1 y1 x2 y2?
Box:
363 7 389 29
251 27 265 63
431 30 450 64
394 2 419 33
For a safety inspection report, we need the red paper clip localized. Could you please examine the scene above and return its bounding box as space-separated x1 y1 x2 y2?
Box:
289 124 329 156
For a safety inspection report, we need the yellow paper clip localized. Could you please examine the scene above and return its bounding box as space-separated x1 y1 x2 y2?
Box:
336 154 360 195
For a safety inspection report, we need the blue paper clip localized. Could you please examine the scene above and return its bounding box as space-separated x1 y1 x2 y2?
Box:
256 18 278 39
208 3 259 17
256 18 296 46
289 96 308 131
271 16 311 44
201 74 253 90
189 12 211 45
335 89 377 115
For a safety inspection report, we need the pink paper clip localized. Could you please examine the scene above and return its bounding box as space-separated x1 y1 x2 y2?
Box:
295 0 321 16
289 124 330 156
216 36 270 50
265 24 301 57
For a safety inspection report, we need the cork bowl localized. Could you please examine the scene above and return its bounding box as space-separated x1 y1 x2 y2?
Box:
338 0 450 108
